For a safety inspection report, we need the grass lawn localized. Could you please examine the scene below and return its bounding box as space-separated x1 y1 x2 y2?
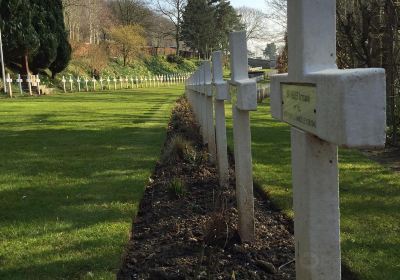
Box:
0 86 182 279
225 100 400 280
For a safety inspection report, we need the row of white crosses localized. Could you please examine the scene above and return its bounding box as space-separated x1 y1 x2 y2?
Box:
186 31 257 242
186 0 386 277
60 74 189 93
4 73 41 97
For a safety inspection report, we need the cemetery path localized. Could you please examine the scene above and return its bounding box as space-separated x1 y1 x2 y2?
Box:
0 88 182 280
118 97 296 280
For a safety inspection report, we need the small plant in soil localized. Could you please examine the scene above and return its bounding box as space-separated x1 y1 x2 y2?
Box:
162 134 197 164
168 177 186 197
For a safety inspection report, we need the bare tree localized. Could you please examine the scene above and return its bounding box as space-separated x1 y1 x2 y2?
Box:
236 6 269 41
155 0 187 55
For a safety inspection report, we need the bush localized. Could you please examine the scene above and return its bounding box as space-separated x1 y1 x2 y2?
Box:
166 54 184 64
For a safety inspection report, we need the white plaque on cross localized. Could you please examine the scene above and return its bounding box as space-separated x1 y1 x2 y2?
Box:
270 0 386 279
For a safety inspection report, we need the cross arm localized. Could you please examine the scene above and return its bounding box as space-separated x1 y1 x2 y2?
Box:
271 68 386 148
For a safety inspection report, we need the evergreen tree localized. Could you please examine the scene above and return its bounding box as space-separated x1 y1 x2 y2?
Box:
263 43 277 60
181 0 241 58
0 0 40 74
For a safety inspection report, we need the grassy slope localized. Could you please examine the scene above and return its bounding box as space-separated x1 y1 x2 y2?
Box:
224 100 400 280
0 87 182 279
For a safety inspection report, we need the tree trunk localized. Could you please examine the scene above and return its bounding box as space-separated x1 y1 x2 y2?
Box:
22 54 30 75
176 31 180 56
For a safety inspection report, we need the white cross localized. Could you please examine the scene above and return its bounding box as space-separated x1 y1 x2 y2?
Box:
136 77 139 88
36 75 41 95
113 77 117 90
100 77 104 90
69 76 74 92
228 31 257 242
77 77 81 92
107 77 111 90
130 77 134 88
16 74 23 94
270 0 386 278
85 78 89 91
6 73 13 98
26 75 33 96
211 51 230 188
61 76 66 93
92 77 97 91
119 77 123 89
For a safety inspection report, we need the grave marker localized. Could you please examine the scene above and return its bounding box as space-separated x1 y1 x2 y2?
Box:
107 77 111 90
6 73 12 98
119 76 123 89
36 75 41 95
85 77 89 92
100 77 104 90
113 76 117 90
135 76 139 88
61 76 66 93
77 76 81 92
69 76 74 92
16 74 23 95
212 51 229 188
26 75 32 96
270 0 386 278
92 77 97 91
125 76 129 89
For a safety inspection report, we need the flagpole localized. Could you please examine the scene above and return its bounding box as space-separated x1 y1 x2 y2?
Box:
0 27 6 94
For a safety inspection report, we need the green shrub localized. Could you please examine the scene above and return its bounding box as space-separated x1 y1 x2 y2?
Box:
166 54 184 64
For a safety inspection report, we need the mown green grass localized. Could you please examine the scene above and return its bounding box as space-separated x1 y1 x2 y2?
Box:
224 100 400 280
0 87 182 279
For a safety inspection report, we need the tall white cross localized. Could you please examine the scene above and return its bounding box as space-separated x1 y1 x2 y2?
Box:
119 76 123 89
113 76 117 90
85 78 89 92
100 77 104 90
107 77 111 90
270 0 386 279
6 73 12 98
92 77 97 91
77 76 81 92
61 76 67 93
212 51 230 188
125 76 129 89
36 75 41 95
69 76 74 92
229 31 257 242
16 74 23 95
135 76 139 88
26 75 32 96
130 77 134 89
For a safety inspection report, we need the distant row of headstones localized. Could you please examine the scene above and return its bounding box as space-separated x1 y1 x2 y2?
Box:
60 73 190 92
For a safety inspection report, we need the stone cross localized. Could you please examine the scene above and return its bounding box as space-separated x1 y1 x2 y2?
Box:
26 75 32 96
85 78 89 92
211 51 230 188
92 77 97 91
61 76 67 93
229 31 257 242
202 62 217 163
16 74 23 95
107 77 111 90
36 75 41 95
69 76 74 92
130 77 134 89
119 77 123 89
6 73 12 98
77 76 81 92
100 77 104 90
113 76 117 90
270 0 386 279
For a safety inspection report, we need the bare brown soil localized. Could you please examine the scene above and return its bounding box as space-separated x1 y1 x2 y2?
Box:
117 97 360 280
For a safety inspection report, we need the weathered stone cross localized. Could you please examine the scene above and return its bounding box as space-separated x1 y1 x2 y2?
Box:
16 74 23 95
26 75 32 96
270 0 386 279
77 76 81 92
61 76 66 93
69 76 74 92
229 31 257 242
6 73 12 98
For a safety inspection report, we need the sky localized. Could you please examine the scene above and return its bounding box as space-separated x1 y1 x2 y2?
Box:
230 0 267 11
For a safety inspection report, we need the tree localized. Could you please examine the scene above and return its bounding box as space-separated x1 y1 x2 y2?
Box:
155 0 186 55
108 24 146 66
263 42 277 60
236 6 269 41
181 0 241 58
0 0 40 74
